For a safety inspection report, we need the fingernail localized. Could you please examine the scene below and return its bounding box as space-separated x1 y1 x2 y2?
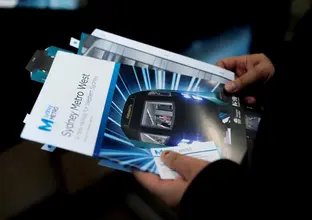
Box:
225 82 236 92
162 151 171 158
245 97 256 104
245 97 252 103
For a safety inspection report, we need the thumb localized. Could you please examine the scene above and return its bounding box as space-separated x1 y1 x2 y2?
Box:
161 151 208 181
225 66 264 93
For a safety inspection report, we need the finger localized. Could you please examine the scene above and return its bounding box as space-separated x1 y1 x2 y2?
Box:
216 56 248 70
133 170 162 192
225 67 263 93
216 60 225 68
235 67 246 77
244 96 256 104
161 151 208 181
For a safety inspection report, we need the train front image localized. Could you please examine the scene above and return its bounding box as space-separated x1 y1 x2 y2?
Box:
121 90 229 149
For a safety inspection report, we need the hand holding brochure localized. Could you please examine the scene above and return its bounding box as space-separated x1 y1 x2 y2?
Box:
152 142 220 179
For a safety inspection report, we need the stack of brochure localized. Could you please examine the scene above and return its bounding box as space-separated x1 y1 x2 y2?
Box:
22 29 261 179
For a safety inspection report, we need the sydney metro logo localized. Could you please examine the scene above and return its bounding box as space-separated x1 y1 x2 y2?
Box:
38 105 58 132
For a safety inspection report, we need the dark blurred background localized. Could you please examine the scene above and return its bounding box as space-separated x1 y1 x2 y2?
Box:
0 0 310 219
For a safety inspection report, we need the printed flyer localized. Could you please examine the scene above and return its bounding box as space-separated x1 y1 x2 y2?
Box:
21 51 260 179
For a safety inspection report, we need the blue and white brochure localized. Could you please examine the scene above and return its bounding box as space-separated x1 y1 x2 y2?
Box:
21 51 260 179
21 51 119 156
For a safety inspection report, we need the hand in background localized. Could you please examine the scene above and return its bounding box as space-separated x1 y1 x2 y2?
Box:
134 151 208 206
216 54 275 104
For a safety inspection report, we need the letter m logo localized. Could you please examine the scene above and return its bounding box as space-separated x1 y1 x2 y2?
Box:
38 118 54 132
153 149 164 156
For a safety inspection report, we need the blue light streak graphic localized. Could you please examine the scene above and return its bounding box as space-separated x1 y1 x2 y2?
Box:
108 117 121 127
171 73 177 90
158 70 162 89
162 71 166 89
119 156 152 165
140 160 155 171
192 78 201 91
104 133 134 147
111 105 122 115
106 128 127 139
100 151 149 157
132 66 142 91
146 69 152 89
141 68 149 90
111 101 122 114
187 77 196 91
155 69 158 89
118 74 131 95
174 74 181 90
211 82 220 92
150 164 157 173
115 85 127 101
192 95 203 100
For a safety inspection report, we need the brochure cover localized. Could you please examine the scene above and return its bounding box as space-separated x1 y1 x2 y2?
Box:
21 51 260 178
27 28 236 173
25 47 138 173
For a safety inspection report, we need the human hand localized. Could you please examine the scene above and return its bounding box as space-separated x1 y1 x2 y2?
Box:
216 54 275 104
134 151 209 206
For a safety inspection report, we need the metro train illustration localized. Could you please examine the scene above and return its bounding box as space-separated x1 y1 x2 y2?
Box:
121 90 230 149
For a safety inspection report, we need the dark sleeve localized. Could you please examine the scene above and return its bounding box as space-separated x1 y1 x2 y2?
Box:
179 159 243 220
